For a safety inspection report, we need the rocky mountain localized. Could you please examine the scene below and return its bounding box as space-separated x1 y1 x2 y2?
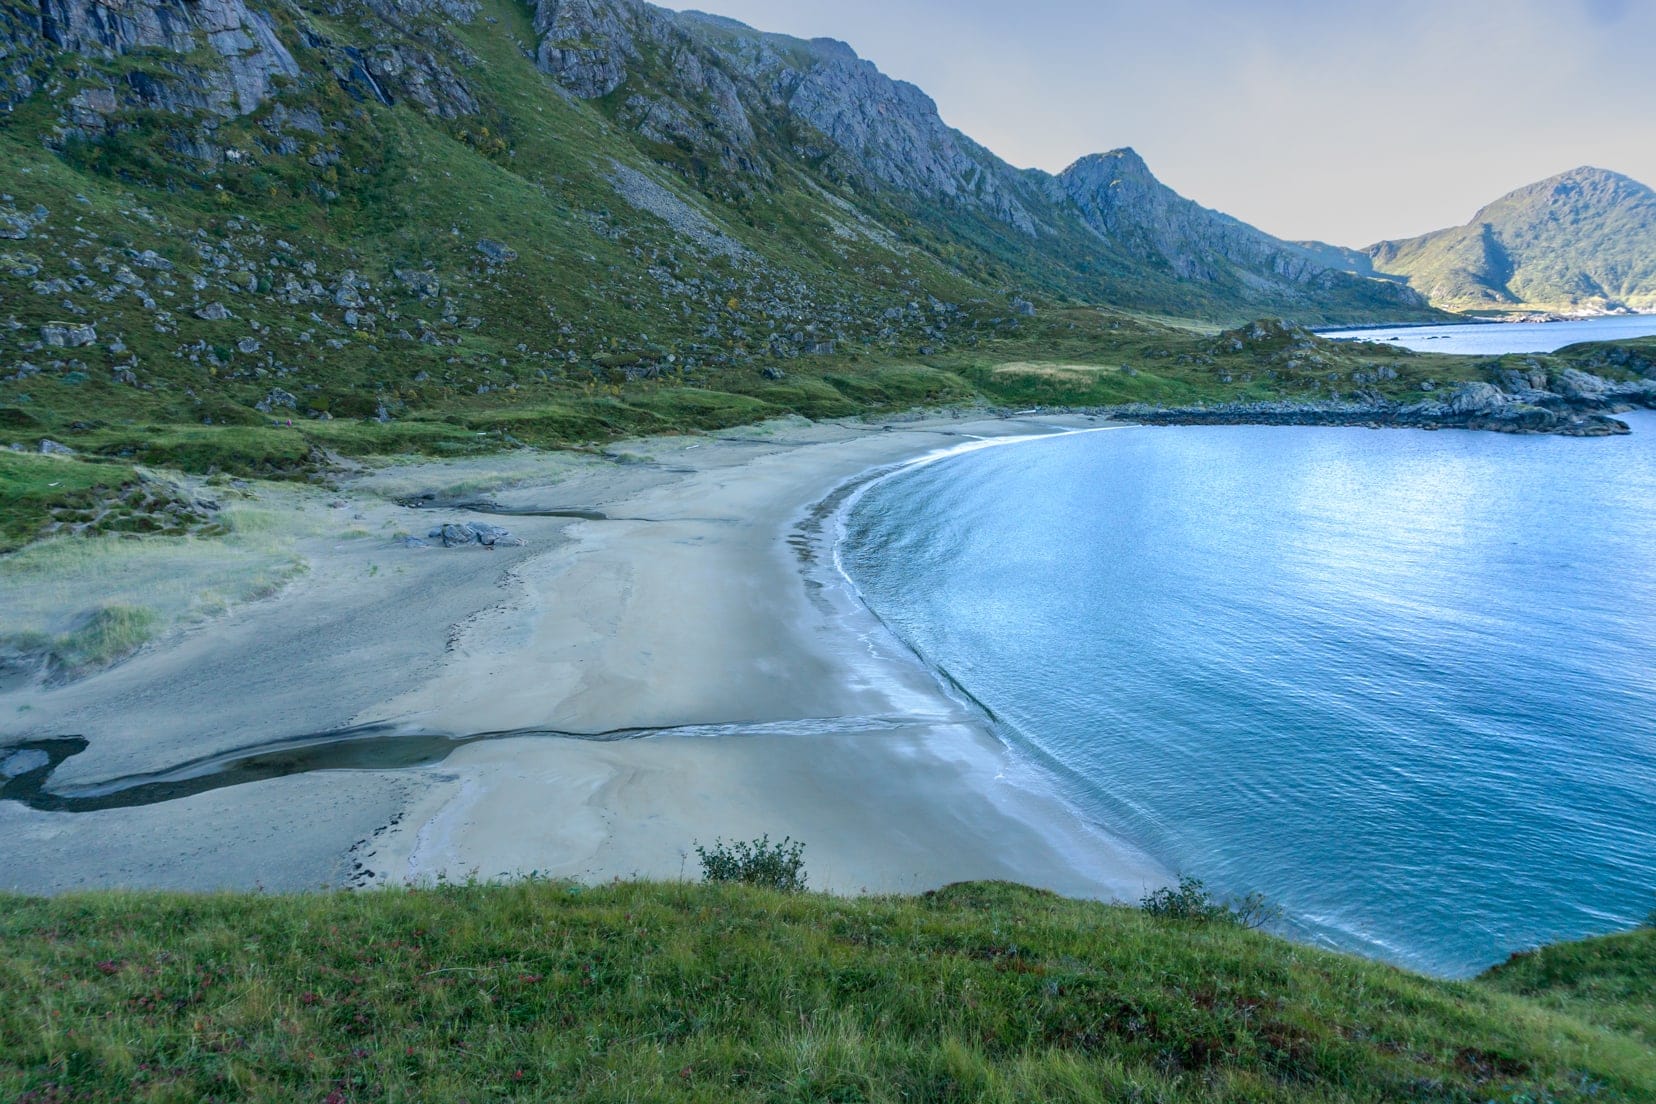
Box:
0 0 1432 335
527 0 1431 321
1338 167 1656 315
0 0 1474 482
1054 150 1398 313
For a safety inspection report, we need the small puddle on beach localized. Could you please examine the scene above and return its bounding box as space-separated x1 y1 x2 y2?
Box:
0 716 917 815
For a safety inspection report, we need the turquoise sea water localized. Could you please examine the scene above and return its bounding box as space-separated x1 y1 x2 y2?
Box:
1321 314 1656 355
840 416 1656 976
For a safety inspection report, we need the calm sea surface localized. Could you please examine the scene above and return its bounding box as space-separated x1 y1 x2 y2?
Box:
1322 314 1656 355
841 415 1656 976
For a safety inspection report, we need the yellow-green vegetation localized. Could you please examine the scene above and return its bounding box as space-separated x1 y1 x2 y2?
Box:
1482 929 1656 1050
7 324 1653 562
21 602 156 669
0 881 1650 1103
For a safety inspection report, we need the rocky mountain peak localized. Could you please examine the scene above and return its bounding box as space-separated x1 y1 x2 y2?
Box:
1064 148 1152 180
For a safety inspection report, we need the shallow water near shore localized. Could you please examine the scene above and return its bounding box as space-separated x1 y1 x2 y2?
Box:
1321 313 1656 354
841 415 1656 976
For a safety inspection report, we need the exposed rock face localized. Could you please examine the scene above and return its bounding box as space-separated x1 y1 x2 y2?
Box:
40 0 299 116
0 3 49 110
361 43 479 118
13 0 481 157
314 0 483 118
531 0 1038 229
1448 381 1510 416
535 0 639 99
775 38 1037 232
1432 363 1656 433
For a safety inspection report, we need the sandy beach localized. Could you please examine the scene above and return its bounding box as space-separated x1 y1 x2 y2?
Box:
0 413 1166 902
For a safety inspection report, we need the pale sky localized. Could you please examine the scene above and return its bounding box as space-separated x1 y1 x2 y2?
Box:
666 0 1656 246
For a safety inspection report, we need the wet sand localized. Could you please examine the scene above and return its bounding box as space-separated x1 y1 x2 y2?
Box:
0 413 1166 901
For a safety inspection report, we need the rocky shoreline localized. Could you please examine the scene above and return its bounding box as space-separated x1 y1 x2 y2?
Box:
1113 365 1656 437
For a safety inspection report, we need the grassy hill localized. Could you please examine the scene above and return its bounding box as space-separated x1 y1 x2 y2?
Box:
0 879 1651 1102
0 0 1443 493
1353 168 1656 315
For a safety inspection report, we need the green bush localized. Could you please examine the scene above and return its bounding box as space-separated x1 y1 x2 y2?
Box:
1141 876 1281 930
694 835 807 892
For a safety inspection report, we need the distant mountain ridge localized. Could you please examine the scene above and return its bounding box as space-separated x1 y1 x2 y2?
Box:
1330 167 1656 315
527 0 1429 321
1057 150 1341 289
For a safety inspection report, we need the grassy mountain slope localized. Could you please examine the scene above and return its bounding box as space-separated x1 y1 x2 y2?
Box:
524 0 1437 325
0 880 1651 1102
0 1 1647 569
0 0 1440 463
0 1 1494 550
1354 168 1656 314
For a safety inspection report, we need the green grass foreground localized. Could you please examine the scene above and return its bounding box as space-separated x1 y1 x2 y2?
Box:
1 881 1650 1102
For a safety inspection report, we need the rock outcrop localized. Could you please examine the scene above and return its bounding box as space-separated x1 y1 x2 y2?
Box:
1124 362 1651 438
41 0 299 117
16 0 482 159
427 522 526 548
531 0 1039 228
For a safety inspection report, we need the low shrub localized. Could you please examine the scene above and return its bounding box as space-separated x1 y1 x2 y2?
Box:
694 835 807 892
1141 876 1281 929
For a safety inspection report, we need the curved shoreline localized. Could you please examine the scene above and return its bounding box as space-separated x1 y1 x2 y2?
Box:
357 415 1169 898
0 413 1167 901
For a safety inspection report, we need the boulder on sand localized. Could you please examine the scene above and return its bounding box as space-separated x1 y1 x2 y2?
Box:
425 521 525 548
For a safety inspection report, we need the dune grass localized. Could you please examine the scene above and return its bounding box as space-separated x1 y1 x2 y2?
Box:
0 452 134 555
0 880 1650 1103
0 490 314 685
